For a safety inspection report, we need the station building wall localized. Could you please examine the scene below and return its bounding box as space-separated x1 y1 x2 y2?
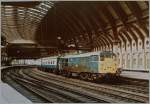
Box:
94 37 150 71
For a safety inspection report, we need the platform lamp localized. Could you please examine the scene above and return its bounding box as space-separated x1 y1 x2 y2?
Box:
57 36 62 56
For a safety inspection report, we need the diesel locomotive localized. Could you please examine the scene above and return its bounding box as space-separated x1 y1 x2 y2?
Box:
57 51 121 80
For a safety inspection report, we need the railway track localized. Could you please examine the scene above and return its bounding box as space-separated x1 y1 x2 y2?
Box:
2 69 50 103
18 69 108 103
117 76 149 88
27 68 149 103
2 67 149 103
2 67 108 103
33 68 149 94
109 84 148 95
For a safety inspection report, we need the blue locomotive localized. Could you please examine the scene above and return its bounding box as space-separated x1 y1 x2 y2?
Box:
38 51 121 80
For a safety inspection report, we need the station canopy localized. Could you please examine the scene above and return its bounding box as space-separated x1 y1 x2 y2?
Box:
1 1 149 58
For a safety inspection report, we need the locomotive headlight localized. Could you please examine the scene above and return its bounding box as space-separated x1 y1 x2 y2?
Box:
75 64 78 67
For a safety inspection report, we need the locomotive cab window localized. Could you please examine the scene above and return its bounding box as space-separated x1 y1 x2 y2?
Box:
105 54 111 58
91 55 98 61
100 55 104 61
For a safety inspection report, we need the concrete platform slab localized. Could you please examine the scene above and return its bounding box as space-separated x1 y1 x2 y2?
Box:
1 66 11 70
0 83 32 104
120 70 149 80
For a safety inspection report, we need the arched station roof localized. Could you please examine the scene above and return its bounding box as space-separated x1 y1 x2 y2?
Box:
1 1 149 50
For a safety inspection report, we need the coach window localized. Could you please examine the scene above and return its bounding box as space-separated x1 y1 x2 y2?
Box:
65 59 68 66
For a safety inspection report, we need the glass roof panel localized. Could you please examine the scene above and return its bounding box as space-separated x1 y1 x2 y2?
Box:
137 1 148 10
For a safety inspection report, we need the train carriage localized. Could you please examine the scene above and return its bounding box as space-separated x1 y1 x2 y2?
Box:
11 51 121 80
41 56 58 72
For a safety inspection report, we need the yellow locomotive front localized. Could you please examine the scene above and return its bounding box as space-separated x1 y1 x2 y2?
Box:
99 52 121 76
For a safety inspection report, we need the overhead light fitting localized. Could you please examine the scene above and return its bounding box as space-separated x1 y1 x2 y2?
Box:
57 36 61 40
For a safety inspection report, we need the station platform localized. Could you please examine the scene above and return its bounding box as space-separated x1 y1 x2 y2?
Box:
0 83 32 104
1 65 34 71
1 66 32 103
120 70 149 80
1 66 12 70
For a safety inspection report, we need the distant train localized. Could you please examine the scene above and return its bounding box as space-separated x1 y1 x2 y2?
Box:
11 51 121 80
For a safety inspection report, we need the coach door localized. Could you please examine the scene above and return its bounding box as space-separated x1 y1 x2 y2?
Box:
64 58 68 67
58 58 63 70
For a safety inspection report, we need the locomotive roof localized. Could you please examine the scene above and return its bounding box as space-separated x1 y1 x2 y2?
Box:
62 51 113 58
37 51 114 59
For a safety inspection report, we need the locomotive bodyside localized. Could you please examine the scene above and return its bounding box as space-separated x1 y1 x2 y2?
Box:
60 51 120 79
60 52 100 73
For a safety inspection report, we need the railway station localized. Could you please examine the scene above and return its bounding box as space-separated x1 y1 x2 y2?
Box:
1 1 149 103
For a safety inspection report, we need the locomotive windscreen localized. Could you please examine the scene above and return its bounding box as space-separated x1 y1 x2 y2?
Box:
100 52 116 58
